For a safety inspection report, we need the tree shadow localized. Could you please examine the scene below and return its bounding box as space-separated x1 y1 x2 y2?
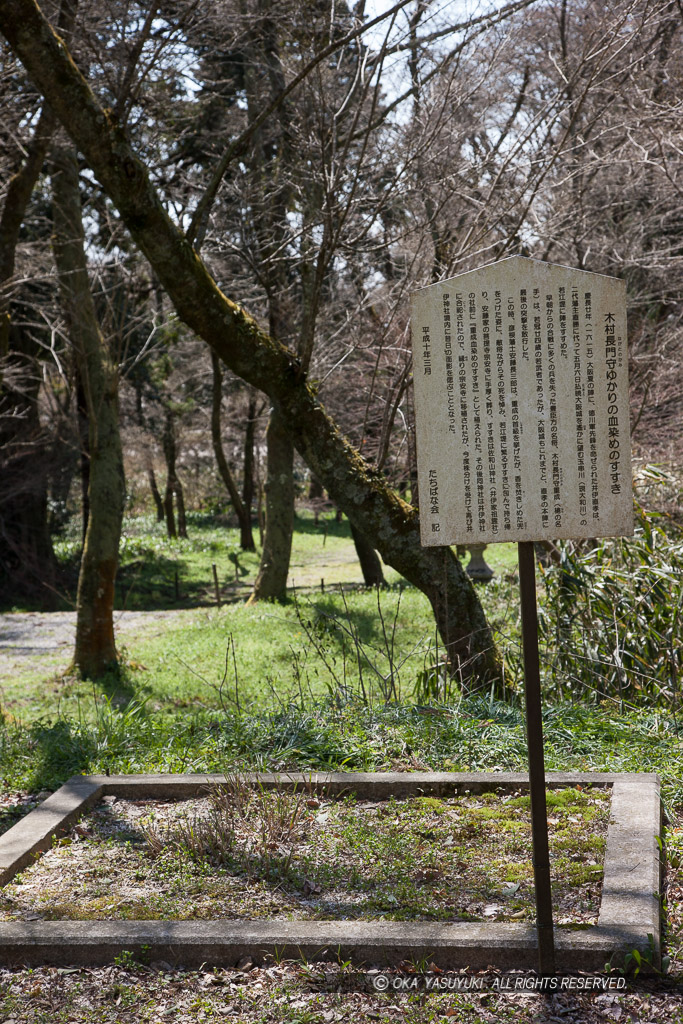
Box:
299 587 416 647
2 717 97 794
291 512 352 540
0 695 155 795
87 663 143 706
114 551 211 611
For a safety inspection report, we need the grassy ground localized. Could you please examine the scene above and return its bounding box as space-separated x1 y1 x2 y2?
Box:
1 504 683 1019
42 510 518 615
1 509 682 799
0 511 520 722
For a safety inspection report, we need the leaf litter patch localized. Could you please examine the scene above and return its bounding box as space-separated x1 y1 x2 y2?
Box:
0 782 609 925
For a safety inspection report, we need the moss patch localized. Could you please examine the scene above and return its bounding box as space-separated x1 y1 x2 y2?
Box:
0 785 609 926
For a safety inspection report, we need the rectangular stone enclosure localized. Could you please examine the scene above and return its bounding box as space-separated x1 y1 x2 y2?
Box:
0 772 662 972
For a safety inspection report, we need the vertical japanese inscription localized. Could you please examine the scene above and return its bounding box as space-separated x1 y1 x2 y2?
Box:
411 256 632 545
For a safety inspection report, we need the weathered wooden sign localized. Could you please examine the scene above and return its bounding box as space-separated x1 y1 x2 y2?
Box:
411 256 633 546
411 256 634 975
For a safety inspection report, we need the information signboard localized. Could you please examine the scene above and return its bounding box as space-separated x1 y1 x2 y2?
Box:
411 256 633 546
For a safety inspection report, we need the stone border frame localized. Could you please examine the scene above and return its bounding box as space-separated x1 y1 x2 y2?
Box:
0 772 662 971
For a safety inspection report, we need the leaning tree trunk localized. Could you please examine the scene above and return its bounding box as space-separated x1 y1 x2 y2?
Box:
248 408 294 602
350 523 386 587
2 6 503 689
211 351 255 550
51 142 124 678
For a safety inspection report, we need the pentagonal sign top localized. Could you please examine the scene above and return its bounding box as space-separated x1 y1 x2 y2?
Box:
411 256 633 546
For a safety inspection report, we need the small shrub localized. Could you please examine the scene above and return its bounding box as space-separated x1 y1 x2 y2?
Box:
540 480 683 708
144 774 312 880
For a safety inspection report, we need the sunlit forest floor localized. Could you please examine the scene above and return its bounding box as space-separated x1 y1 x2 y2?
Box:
1 498 683 1018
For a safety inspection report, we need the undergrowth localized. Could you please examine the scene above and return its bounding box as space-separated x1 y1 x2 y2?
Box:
1 692 682 816
540 490 683 709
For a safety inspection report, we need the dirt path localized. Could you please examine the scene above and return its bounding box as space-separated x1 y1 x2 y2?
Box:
0 565 372 682
0 609 190 684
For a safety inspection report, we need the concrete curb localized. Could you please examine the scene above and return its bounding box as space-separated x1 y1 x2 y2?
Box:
0 772 662 971
599 778 662 962
0 777 102 886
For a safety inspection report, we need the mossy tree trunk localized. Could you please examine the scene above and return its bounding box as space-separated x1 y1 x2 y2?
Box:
248 408 294 602
1 3 502 688
51 142 125 678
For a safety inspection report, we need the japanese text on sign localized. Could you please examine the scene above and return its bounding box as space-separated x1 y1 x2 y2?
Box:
411 257 633 546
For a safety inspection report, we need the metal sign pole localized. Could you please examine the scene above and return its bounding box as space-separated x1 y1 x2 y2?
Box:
410 255 631 976
518 541 556 975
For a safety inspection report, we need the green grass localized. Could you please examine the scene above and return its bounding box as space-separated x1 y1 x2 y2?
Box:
2 481 682 1024
1 508 521 721
2 505 682 809
36 507 520 614
0 585 444 722
2 688 683 808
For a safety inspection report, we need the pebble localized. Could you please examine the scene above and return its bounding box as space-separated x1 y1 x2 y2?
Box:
151 960 173 973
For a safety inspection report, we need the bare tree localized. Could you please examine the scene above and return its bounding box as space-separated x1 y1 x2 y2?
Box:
51 141 125 676
0 0 503 687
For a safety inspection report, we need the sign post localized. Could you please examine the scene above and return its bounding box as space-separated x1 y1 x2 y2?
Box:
518 538 555 972
410 256 633 974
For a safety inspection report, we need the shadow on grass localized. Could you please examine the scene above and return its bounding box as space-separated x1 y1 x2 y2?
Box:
296 586 417 649
0 717 98 795
291 512 352 540
88 663 142 708
115 551 214 612
0 696 156 794
4 512 360 615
